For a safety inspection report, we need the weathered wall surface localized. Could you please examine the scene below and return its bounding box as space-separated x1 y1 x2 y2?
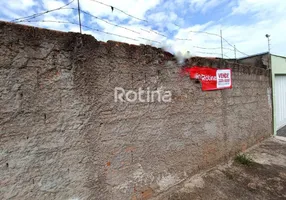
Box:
0 21 272 200
238 53 270 69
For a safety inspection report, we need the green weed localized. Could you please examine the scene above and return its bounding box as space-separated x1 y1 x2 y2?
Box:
235 153 253 166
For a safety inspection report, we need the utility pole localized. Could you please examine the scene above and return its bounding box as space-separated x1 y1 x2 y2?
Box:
220 30 223 59
77 0 82 34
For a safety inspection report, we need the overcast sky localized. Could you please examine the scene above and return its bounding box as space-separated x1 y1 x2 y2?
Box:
1 0 285 59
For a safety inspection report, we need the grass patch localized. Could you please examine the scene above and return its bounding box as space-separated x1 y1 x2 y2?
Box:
235 153 253 166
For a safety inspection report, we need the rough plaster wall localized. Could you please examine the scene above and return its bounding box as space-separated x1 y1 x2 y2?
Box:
238 54 270 69
0 21 272 200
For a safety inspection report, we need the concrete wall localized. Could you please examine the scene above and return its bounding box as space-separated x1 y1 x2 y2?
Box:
238 53 269 69
0 21 272 200
271 54 286 135
237 52 270 69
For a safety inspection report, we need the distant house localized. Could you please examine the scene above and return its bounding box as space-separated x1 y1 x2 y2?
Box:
238 52 286 136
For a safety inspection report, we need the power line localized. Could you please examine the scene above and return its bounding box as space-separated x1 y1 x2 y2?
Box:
11 0 75 22
194 51 232 59
80 9 140 34
221 37 249 56
139 37 161 44
196 51 222 55
175 38 192 41
9 0 178 43
190 30 219 37
84 2 250 57
140 28 151 33
141 29 191 42
193 45 237 52
193 46 221 50
223 47 234 51
149 30 167 38
140 28 167 38
12 7 163 43
82 24 140 41
87 0 173 40
190 30 249 57
9 0 251 58
16 19 74 24
18 19 163 44
141 28 192 42
13 6 141 35
18 19 170 45
17 20 140 42
88 0 148 23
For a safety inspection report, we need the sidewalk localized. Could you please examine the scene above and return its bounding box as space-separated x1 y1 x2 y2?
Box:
156 137 286 200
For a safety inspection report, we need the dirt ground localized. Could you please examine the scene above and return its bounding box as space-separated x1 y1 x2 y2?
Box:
156 137 286 200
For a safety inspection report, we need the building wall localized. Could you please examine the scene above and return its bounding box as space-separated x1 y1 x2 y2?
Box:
238 53 269 69
0 21 272 200
271 54 286 134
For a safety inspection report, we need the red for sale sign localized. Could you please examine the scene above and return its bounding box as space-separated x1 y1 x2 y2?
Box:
181 66 232 91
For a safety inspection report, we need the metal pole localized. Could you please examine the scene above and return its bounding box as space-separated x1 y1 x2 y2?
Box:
77 0 82 34
268 37 271 53
234 45 237 60
266 34 271 53
220 30 223 59
268 38 271 68
265 34 271 69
